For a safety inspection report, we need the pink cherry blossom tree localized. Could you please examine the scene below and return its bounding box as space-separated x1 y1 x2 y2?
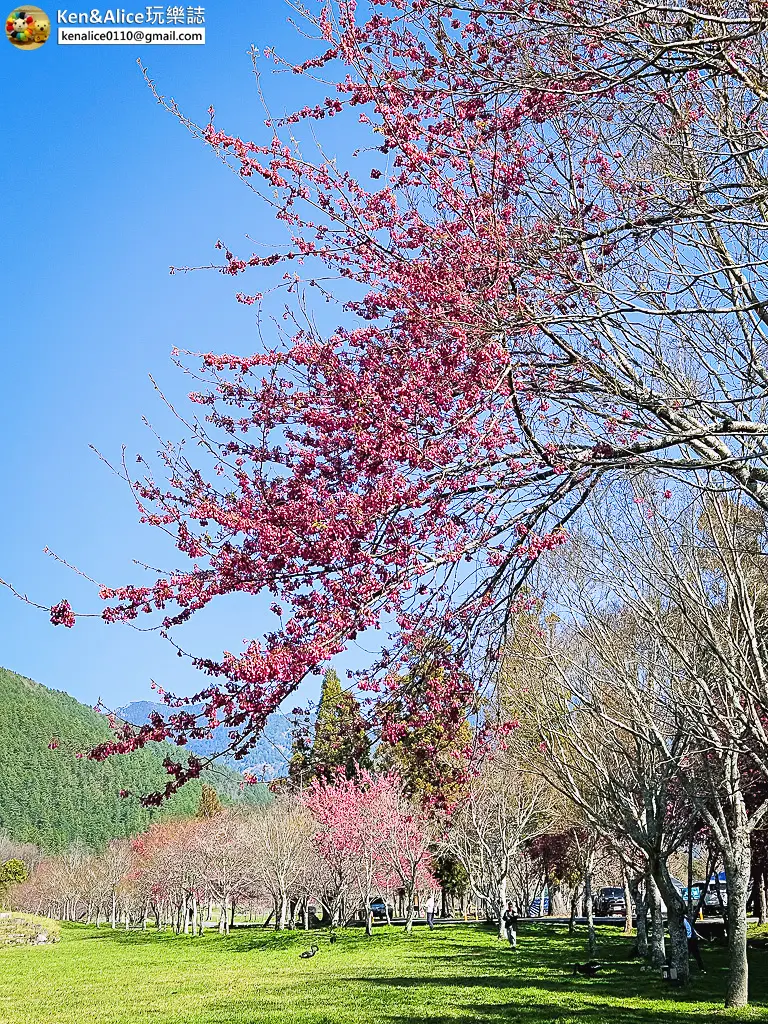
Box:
369 774 437 933
304 769 398 935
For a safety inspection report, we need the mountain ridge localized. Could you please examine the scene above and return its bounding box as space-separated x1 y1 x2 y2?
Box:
117 700 294 780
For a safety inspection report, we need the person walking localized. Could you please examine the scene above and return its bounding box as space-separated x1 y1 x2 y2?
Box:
684 915 706 972
502 902 518 949
426 893 436 930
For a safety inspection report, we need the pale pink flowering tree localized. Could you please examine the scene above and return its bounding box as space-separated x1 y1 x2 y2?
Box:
301 779 358 928
304 769 398 935
370 774 438 934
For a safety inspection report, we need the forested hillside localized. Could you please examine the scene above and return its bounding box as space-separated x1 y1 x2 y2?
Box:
0 666 266 851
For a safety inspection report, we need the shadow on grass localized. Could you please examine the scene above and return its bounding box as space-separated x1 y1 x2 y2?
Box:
68 922 768 1022
70 922 331 956
350 929 768 1023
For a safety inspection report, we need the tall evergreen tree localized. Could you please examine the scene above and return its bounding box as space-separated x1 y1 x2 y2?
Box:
290 669 371 786
378 645 474 806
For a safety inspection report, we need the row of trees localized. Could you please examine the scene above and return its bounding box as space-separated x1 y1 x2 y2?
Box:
10 778 438 937
5 753 687 946
266 486 768 1011
512 486 768 1008
9 758 639 936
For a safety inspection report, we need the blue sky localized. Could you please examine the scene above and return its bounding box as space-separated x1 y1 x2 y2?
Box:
0 3 358 710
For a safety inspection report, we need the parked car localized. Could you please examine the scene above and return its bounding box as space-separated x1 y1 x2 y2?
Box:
695 880 728 916
679 874 727 916
369 897 393 921
594 887 626 917
528 896 550 916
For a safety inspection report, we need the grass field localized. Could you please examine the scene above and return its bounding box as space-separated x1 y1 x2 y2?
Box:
1 921 768 1023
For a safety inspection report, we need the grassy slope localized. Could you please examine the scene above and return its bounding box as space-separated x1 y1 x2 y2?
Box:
1 923 767 1024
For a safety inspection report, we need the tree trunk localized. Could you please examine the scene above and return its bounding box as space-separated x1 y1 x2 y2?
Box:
497 876 507 940
277 893 288 931
652 858 689 986
404 891 416 934
646 871 666 968
664 895 689 985
752 874 766 927
549 881 566 917
568 885 580 936
110 891 117 930
622 870 633 936
584 856 596 959
628 877 648 957
724 832 751 1010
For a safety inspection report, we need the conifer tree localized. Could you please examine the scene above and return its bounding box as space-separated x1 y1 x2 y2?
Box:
292 669 371 786
378 645 474 806
0 858 27 908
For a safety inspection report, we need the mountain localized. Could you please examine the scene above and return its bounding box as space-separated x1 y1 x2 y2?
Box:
118 700 293 780
0 666 267 852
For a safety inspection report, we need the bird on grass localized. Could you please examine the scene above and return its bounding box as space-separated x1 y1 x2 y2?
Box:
300 944 319 959
572 961 602 978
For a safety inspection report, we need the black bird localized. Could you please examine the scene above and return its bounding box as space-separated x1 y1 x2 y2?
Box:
572 961 602 978
300 944 319 959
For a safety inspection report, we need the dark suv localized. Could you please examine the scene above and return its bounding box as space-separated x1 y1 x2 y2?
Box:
594 887 626 917
369 897 392 921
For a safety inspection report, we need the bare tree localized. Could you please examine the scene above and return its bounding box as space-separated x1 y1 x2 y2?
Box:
251 798 314 931
446 756 552 938
529 604 696 982
564 485 768 1007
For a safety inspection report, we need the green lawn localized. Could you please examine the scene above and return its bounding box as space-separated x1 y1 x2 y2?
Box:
1 921 767 1023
